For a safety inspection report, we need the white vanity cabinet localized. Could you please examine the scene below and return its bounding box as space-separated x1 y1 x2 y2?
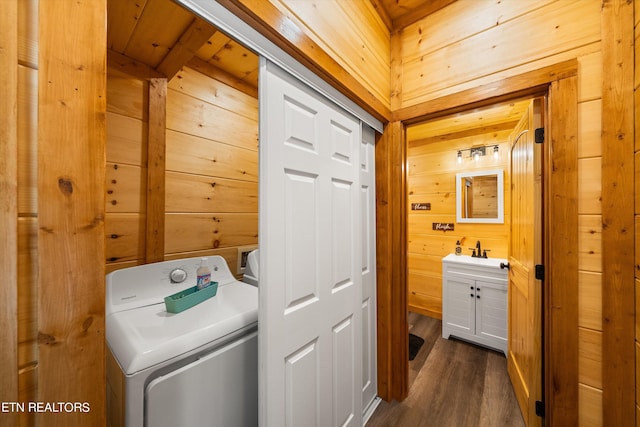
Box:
442 254 508 355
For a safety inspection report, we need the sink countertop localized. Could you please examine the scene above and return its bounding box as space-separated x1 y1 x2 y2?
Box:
442 253 507 269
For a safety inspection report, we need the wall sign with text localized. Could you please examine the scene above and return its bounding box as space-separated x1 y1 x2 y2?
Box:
432 223 455 231
411 203 431 211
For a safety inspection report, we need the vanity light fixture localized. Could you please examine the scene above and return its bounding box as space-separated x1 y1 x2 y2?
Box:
456 145 500 163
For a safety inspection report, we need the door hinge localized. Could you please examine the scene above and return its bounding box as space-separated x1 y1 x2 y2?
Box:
535 400 545 417
535 264 545 281
534 127 544 144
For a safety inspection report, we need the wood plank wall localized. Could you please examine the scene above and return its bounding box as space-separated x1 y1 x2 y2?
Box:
601 1 635 425
219 0 390 121
634 2 640 425
393 1 606 424
164 66 259 266
1 1 19 426
267 0 390 110
106 68 149 271
406 127 511 318
106 65 259 276
37 1 106 426
10 1 41 426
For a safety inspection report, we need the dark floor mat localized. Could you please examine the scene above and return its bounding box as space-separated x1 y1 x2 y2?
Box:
409 333 425 361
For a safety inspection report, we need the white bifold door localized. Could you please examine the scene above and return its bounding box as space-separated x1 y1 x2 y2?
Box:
259 60 375 426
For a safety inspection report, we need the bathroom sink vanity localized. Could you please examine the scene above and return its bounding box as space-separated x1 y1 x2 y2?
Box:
442 254 508 355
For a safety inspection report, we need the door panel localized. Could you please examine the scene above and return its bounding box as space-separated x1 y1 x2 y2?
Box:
260 60 362 427
507 98 543 427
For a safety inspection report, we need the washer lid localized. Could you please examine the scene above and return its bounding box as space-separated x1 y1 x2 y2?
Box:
107 281 258 375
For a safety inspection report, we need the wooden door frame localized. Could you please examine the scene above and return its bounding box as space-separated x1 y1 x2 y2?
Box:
376 60 579 425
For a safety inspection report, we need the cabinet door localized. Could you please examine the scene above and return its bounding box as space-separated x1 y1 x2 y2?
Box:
475 279 508 345
443 276 476 334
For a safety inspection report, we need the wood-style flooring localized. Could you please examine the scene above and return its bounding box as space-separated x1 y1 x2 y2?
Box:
366 312 525 427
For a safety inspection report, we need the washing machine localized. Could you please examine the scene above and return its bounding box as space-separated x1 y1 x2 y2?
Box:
241 249 259 287
106 256 258 427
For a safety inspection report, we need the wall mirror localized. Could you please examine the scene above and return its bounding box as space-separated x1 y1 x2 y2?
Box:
456 169 504 223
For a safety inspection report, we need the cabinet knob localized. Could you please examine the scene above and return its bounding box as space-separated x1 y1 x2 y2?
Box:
470 286 474 290
476 287 480 291
500 262 510 270
477 295 480 299
470 293 474 298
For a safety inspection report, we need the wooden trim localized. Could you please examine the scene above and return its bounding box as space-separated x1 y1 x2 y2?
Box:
380 62 581 423
601 0 635 424
393 59 578 123
145 78 167 263
216 0 391 123
375 121 408 401
0 0 19 423
37 0 106 425
187 56 258 98
546 76 579 426
375 125 392 400
156 17 217 81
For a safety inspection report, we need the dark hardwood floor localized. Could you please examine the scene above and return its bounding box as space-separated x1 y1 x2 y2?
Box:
367 312 525 427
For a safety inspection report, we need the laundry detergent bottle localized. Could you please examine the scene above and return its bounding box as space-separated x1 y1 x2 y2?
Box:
196 257 211 290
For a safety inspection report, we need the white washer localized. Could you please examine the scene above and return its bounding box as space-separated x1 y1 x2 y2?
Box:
242 249 259 287
106 256 258 427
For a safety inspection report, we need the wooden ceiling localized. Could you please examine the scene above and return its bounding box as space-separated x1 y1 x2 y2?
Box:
406 98 532 143
107 0 260 91
107 0 451 93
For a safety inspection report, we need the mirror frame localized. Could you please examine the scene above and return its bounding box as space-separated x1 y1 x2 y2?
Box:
455 169 504 224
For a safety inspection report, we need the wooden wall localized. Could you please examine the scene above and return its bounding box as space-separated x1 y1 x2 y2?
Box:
393 1 637 424
266 0 390 111
16 0 39 419
635 2 640 425
406 126 511 318
106 64 259 276
5 0 108 425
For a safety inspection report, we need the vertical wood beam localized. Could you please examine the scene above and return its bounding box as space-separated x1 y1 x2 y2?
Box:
0 1 19 425
546 76 579 426
146 78 167 263
37 0 106 425
601 0 635 424
390 29 403 113
375 121 408 401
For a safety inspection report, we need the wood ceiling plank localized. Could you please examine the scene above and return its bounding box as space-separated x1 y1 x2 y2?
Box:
107 0 150 52
204 39 259 83
406 98 530 140
123 0 193 68
187 57 258 98
156 17 217 80
194 31 227 62
392 0 457 30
